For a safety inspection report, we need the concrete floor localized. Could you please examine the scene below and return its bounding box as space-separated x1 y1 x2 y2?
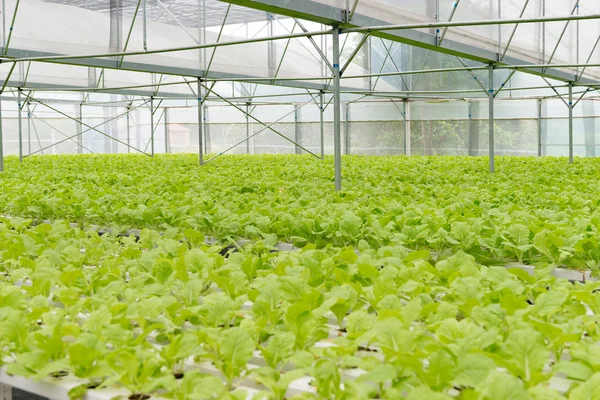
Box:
13 388 47 400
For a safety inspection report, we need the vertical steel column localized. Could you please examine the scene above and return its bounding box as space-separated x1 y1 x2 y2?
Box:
344 103 350 155
404 99 410 156
150 96 154 157
467 101 473 155
198 78 204 165
569 82 573 163
164 108 169 154
17 88 22 162
126 106 130 153
319 90 324 159
333 26 342 190
204 103 209 155
488 64 494 172
142 0 147 50
267 13 276 77
0 96 3 172
75 103 83 155
26 102 31 154
294 104 301 155
246 102 251 154
537 98 542 157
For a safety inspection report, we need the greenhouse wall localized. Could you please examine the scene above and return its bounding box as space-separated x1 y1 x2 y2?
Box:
1 98 600 158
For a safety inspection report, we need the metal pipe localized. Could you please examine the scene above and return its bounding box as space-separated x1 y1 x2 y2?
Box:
333 27 342 191
203 103 209 155
569 82 573 163
319 90 324 159
500 0 530 61
438 0 461 46
119 0 143 67
150 96 154 156
403 99 410 156
295 19 334 72
164 107 169 153
32 114 94 155
493 69 517 98
17 88 21 162
200 82 321 158
26 101 30 154
488 64 494 173
3 0 20 56
142 0 147 51
76 102 83 154
537 98 542 157
0 94 3 171
546 0 580 66
467 100 473 155
294 103 300 154
198 78 204 165
204 98 315 164
5 29 334 64
341 12 599 34
2 0 5 52
340 34 370 76
126 105 130 153
578 32 600 81
205 5 231 77
26 97 150 157
344 102 350 154
246 102 251 154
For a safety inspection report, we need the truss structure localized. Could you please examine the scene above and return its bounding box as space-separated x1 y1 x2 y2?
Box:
0 0 599 188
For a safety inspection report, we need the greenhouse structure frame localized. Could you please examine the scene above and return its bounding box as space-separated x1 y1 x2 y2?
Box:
0 0 599 189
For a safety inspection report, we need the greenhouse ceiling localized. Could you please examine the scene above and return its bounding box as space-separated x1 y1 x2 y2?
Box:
43 0 267 27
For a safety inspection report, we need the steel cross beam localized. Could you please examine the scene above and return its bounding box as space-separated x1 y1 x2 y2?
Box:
221 0 600 86
200 82 322 159
26 96 151 156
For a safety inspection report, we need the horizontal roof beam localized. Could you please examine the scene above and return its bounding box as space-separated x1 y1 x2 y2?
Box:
220 0 600 85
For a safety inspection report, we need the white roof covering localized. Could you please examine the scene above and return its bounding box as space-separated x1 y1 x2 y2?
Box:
0 0 375 96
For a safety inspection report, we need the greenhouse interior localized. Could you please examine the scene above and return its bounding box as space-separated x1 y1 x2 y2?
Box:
2 0 600 399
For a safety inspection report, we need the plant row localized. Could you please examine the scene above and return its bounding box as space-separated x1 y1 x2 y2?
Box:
1 217 600 399
1 155 600 270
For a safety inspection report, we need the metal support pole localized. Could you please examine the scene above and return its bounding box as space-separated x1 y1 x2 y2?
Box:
468 100 473 155
569 82 573 163
294 104 301 154
126 106 130 153
333 26 342 190
344 103 350 154
150 96 154 157
0 96 3 172
403 99 410 156
246 102 251 154
198 78 204 165
488 64 494 172
2 0 6 52
537 98 542 157
319 90 324 159
26 102 31 154
17 88 22 162
75 103 83 154
204 103 209 155
142 0 147 51
164 107 169 153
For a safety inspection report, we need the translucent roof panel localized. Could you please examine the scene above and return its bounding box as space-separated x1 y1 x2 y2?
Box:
2 0 373 93
302 0 599 81
43 0 267 28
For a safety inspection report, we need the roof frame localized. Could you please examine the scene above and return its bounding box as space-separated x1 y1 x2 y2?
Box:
221 0 600 85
